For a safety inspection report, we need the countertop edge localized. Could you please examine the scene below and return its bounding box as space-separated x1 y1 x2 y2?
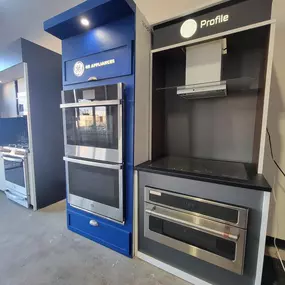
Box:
135 163 272 193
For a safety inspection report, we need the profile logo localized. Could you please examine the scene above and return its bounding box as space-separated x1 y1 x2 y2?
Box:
73 61 85 77
180 19 198 39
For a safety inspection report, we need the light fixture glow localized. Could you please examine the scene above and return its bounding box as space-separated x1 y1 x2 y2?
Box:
81 18 90 27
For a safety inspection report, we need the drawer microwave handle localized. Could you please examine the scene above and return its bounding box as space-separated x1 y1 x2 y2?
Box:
60 99 121 109
146 208 239 242
63 157 122 170
3 156 23 163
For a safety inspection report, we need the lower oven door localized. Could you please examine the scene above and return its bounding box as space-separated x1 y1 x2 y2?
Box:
64 157 123 223
144 203 246 275
3 155 28 196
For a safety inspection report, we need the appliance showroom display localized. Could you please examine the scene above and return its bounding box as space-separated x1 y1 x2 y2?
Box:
135 0 274 285
0 39 65 209
44 0 150 257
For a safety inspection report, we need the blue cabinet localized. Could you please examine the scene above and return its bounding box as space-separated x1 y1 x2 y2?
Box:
67 209 131 256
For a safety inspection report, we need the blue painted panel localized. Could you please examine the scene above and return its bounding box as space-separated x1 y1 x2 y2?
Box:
67 209 132 257
44 0 134 40
0 117 29 146
62 16 134 62
64 45 132 85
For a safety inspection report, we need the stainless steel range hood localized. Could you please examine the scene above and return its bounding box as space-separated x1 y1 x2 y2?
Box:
177 81 227 99
177 39 227 100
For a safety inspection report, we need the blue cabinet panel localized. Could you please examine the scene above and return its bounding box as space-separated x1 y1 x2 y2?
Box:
64 45 132 85
67 209 132 256
61 16 135 62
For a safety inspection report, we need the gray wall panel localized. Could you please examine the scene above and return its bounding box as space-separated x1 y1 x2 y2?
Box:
22 39 65 209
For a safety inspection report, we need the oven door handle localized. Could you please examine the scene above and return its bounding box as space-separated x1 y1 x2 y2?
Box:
63 157 122 170
60 99 121 109
146 207 239 242
3 156 24 163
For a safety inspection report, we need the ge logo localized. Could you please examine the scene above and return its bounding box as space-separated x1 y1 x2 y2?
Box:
180 19 198 39
73 61 85 77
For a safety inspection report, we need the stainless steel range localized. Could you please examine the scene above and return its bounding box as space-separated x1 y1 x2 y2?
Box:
0 144 31 208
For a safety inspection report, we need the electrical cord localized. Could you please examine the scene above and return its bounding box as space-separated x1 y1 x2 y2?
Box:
266 127 285 272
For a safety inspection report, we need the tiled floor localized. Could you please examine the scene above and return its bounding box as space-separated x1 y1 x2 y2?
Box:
0 192 189 285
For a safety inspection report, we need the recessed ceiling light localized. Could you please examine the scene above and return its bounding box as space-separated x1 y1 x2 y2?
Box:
81 18 90 27
0 81 2 83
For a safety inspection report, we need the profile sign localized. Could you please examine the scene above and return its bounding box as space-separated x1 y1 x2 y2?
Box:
180 14 229 39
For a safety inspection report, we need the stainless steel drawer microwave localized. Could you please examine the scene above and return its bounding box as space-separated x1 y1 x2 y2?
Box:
144 187 249 275
61 83 123 163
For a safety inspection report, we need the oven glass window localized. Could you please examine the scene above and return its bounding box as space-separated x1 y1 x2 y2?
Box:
4 160 25 187
68 162 119 208
63 84 119 103
65 105 118 149
149 216 236 260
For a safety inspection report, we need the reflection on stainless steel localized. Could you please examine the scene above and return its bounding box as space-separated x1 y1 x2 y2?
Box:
144 188 248 275
65 145 121 163
63 156 122 170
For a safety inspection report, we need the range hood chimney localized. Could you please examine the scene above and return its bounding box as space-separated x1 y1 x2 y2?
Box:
177 39 227 99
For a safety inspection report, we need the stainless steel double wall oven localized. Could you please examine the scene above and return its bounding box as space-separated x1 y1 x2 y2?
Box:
61 83 124 222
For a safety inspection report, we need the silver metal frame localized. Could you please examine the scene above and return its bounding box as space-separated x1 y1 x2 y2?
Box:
64 156 124 222
2 155 31 207
145 187 248 228
144 203 247 275
61 83 123 163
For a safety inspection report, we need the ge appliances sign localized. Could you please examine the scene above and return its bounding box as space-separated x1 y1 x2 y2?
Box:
180 14 229 39
73 59 116 77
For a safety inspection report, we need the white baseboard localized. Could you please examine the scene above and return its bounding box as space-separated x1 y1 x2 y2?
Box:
137 251 212 285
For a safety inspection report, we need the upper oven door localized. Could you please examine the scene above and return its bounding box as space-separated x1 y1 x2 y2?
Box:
61 83 123 163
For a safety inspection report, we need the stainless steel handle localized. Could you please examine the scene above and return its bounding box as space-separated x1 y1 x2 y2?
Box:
60 99 121 109
146 207 239 241
3 156 23 163
63 157 122 170
89 220 99 227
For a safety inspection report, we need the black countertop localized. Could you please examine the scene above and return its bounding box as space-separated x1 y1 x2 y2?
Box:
135 156 271 192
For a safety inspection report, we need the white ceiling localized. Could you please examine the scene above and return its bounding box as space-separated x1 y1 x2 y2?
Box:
0 0 222 54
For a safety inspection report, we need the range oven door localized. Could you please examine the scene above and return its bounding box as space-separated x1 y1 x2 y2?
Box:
3 155 28 196
144 188 248 275
2 155 30 207
64 157 123 222
61 83 123 163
